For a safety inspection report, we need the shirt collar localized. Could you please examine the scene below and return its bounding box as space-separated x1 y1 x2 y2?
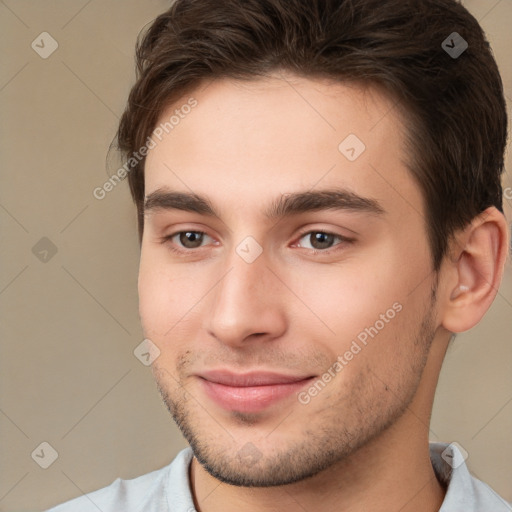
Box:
429 442 511 511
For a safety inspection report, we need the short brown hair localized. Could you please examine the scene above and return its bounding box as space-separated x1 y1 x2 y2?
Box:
115 0 508 271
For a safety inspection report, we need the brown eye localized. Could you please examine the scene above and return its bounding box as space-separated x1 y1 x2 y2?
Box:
297 231 346 251
161 229 218 256
310 232 336 250
177 231 206 249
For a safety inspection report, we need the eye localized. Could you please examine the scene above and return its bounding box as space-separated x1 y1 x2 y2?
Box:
165 231 214 251
295 230 353 252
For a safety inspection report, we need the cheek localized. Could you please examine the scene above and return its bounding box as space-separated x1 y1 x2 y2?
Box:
289 258 398 337
137 248 217 343
138 250 185 338
289 244 427 370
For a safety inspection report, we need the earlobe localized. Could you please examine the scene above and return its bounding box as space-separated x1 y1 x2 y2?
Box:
441 207 509 334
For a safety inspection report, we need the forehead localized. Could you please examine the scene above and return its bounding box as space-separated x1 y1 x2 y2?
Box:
143 74 423 223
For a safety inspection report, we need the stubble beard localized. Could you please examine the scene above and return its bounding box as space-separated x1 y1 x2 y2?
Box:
152 298 437 487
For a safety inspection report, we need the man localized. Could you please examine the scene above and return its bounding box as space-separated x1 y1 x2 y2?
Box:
48 0 511 510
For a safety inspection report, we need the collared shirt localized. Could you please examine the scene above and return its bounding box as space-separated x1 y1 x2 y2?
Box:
46 442 512 511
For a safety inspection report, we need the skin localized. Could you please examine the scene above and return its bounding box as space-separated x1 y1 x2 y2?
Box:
138 73 509 512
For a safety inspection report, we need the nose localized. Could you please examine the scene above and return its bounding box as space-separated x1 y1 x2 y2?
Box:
205 244 287 348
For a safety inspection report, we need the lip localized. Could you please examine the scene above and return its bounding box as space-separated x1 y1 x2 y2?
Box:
196 370 315 413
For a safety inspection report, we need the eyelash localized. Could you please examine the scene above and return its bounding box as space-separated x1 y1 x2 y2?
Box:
160 229 355 256
293 228 354 254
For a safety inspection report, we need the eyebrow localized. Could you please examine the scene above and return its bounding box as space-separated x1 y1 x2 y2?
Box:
144 187 386 219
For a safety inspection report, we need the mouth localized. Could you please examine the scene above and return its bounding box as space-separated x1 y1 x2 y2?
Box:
196 370 316 413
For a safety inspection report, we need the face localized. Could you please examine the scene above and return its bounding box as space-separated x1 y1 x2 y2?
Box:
139 75 440 486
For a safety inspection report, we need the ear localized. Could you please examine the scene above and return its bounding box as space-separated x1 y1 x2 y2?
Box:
439 206 510 333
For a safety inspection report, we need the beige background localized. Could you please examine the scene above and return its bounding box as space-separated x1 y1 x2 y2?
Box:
0 1 511 510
